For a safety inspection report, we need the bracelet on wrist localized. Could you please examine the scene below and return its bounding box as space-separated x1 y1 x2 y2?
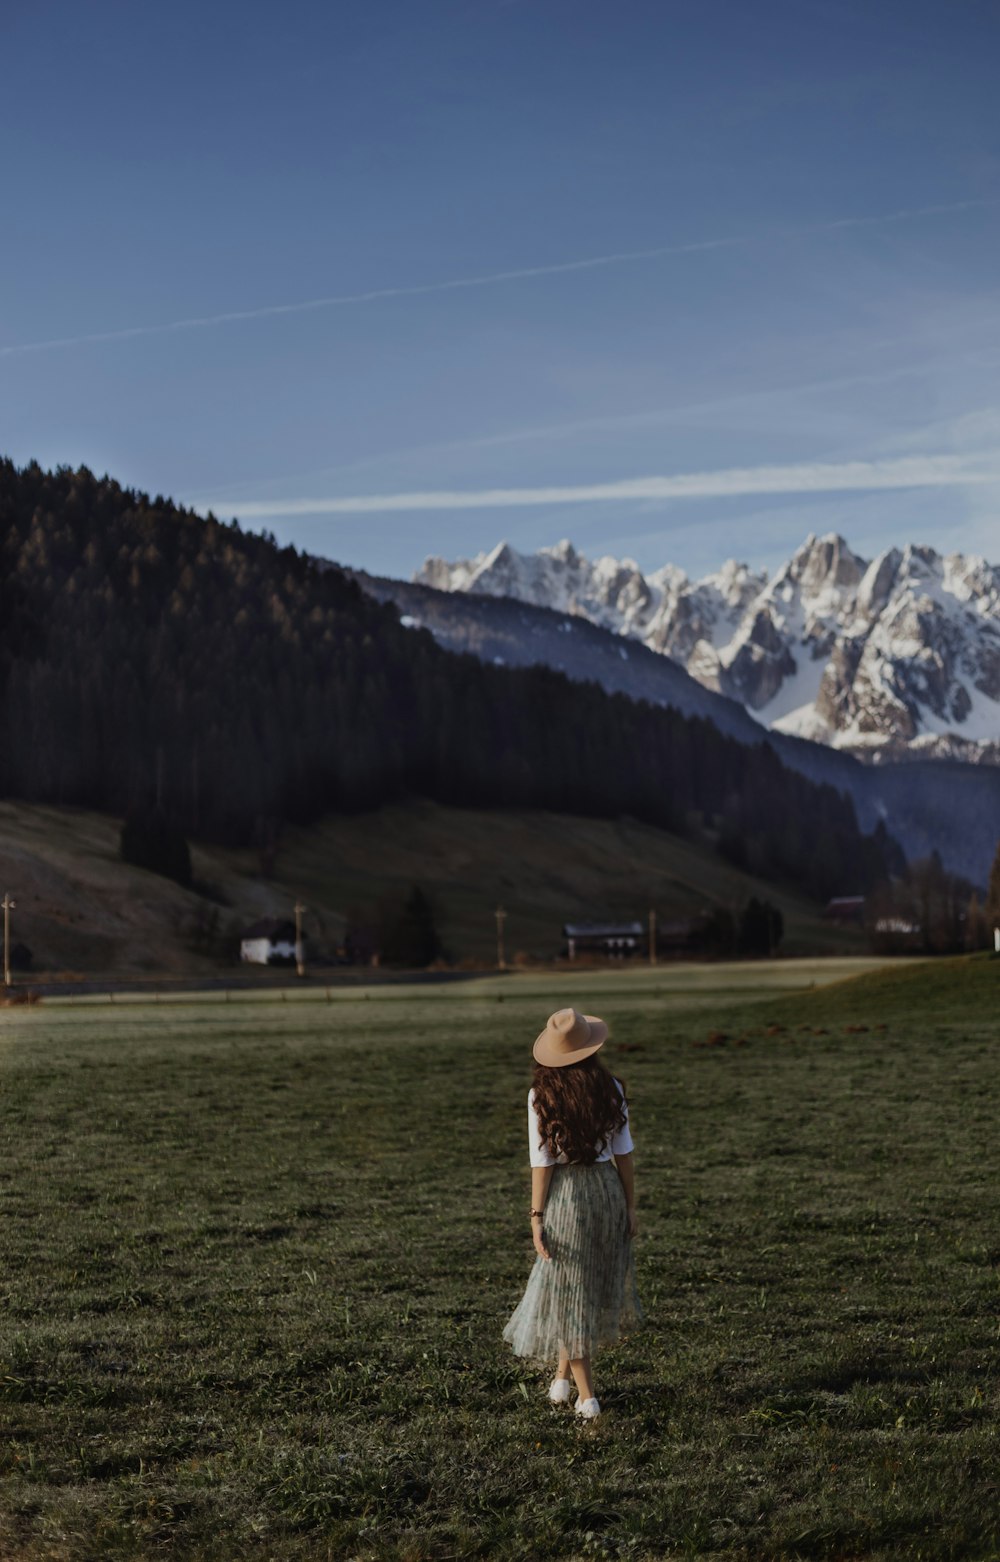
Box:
529 1208 545 1219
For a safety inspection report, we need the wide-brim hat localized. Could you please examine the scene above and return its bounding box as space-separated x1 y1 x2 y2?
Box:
533 1006 609 1068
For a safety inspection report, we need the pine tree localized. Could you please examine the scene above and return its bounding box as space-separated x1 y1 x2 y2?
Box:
380 886 442 968
965 892 987 951
738 897 783 957
986 840 1000 936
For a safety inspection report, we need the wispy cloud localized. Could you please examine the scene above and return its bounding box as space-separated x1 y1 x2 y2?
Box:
185 340 1000 503
1 198 993 359
207 452 1000 518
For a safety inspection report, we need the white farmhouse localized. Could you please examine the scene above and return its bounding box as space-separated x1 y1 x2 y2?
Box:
240 917 300 965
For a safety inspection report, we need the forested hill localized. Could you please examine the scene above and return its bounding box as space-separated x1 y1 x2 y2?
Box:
0 460 900 900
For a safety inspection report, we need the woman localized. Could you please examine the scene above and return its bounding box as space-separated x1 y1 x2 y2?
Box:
502 1006 642 1418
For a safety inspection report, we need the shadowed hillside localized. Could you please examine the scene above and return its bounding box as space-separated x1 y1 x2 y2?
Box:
0 798 867 976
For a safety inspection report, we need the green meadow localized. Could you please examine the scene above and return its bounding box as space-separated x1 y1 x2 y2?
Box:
2 956 998 1561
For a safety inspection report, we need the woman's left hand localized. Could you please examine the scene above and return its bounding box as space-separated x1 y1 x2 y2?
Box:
531 1219 552 1261
627 1208 639 1239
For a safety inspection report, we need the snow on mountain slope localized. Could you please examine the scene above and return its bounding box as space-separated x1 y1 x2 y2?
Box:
417 534 1000 763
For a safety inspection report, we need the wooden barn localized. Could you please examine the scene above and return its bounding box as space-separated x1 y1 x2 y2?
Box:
563 920 645 960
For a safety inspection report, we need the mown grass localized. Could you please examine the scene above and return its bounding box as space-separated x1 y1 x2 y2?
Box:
1 958 998 1560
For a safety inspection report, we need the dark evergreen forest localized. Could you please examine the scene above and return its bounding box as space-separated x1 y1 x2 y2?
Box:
0 460 901 899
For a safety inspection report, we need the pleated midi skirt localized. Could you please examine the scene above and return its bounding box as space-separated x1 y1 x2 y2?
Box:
502 1161 643 1362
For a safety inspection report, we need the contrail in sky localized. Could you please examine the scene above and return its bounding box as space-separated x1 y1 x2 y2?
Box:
0 198 993 358
211 453 1000 517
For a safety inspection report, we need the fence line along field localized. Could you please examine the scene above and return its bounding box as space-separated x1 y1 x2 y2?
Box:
2 956 998 1560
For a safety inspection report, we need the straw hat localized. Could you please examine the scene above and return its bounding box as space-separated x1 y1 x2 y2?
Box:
533 1006 609 1068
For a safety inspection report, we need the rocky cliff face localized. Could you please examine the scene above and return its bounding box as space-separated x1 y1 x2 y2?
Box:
416 533 1000 763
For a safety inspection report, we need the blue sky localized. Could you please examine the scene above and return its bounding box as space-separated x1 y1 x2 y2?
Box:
3 0 999 581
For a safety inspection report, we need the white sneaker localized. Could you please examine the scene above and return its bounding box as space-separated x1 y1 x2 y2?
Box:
548 1377 573 1404
575 1396 601 1418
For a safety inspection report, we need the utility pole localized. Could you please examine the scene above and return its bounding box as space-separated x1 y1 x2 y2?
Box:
294 899 306 978
2 893 15 988
648 906 657 966
495 905 507 971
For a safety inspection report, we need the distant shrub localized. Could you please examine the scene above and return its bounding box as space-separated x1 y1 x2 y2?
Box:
184 902 225 958
380 886 442 968
700 906 737 958
739 897 784 956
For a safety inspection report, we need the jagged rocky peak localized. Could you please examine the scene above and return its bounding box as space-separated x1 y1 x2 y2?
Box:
699 557 769 617
647 559 690 593
899 542 940 581
943 549 1000 605
469 540 523 588
418 551 467 592
858 547 902 618
419 540 535 599
414 531 1000 764
539 538 580 567
714 555 768 594
725 607 797 710
770 531 866 599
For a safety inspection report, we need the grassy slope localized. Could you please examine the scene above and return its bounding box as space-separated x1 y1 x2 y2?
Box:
0 801 283 978
2 955 998 1560
0 798 863 977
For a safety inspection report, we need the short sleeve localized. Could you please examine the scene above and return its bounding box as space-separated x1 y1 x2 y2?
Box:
608 1079 634 1157
527 1088 557 1167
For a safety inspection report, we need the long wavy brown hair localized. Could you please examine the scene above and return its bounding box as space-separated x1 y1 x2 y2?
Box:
532 1054 628 1165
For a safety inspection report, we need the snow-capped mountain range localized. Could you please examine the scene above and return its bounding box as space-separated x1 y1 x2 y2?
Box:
417 533 1000 764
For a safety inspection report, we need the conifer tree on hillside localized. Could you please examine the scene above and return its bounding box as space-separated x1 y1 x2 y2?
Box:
380 886 442 967
986 840 1000 931
738 897 783 957
0 459 903 906
965 892 988 951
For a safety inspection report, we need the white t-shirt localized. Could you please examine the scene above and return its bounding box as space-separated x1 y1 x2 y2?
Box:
527 1079 635 1167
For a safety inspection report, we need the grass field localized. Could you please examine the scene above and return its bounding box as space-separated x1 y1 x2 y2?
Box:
2 956 998 1560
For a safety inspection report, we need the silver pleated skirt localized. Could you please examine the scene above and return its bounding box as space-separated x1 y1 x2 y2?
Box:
502 1161 643 1361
